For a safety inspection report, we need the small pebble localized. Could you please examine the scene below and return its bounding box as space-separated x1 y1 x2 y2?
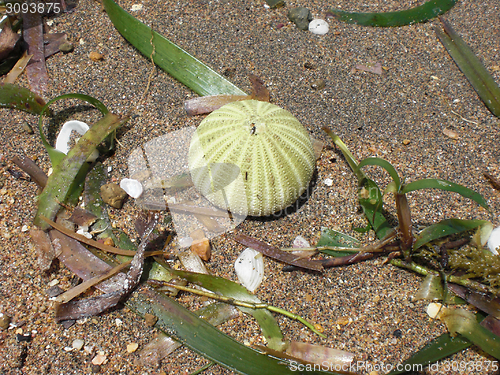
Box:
144 313 158 327
72 339 85 350
91 353 107 365
45 285 65 298
310 78 326 90
22 123 34 134
126 342 139 353
442 128 458 139
59 42 74 53
402 139 411 145
115 318 123 327
89 52 104 61
309 19 329 35
0 313 11 329
288 7 312 30
191 238 211 261
100 183 128 208
16 333 32 342
130 4 143 11
324 178 333 186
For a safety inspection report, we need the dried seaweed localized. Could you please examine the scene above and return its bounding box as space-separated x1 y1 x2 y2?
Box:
234 233 323 272
21 12 48 96
54 217 157 321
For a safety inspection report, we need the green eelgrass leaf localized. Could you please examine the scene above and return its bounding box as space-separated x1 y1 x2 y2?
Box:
439 308 500 359
316 227 360 257
401 178 489 210
102 0 246 97
53 228 338 375
34 112 128 230
413 219 491 250
328 0 457 27
358 157 401 191
322 128 393 240
133 289 339 375
387 333 471 375
435 19 500 118
38 93 109 167
166 268 286 351
0 82 46 114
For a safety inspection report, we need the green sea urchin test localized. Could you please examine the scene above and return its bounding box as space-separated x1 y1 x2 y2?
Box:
188 100 315 216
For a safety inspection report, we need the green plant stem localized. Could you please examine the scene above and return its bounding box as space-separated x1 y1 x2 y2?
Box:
166 283 326 338
390 259 496 294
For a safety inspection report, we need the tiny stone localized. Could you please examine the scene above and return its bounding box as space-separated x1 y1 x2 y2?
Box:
100 183 128 208
91 353 106 365
48 278 59 287
402 139 411 145
115 318 123 327
144 313 158 327
16 333 32 342
103 237 114 247
324 178 333 186
392 329 403 338
310 79 326 90
191 238 211 261
0 313 11 329
287 7 313 30
442 128 458 139
59 42 74 53
126 342 139 353
303 62 315 70
45 285 64 298
22 123 34 134
89 52 104 61
21 225 29 232
72 339 85 350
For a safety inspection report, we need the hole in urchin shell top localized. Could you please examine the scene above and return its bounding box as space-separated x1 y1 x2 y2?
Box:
248 116 266 135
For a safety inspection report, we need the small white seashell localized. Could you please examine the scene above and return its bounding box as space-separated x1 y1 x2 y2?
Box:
76 226 92 239
55 120 99 162
487 226 500 255
130 4 143 11
426 302 442 319
119 178 143 198
292 235 310 248
235 248 264 292
308 19 329 35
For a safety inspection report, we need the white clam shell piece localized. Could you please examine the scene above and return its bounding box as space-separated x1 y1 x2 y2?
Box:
120 178 143 199
309 19 329 35
487 226 500 255
235 248 264 293
55 120 99 162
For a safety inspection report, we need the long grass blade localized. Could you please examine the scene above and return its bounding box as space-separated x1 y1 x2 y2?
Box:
328 0 457 27
102 0 246 96
435 19 500 118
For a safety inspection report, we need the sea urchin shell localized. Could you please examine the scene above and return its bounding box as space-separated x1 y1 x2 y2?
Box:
188 100 315 216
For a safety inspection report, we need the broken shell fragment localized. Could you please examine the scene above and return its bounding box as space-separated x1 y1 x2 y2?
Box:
234 248 264 293
55 120 99 162
120 178 143 199
308 19 329 35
